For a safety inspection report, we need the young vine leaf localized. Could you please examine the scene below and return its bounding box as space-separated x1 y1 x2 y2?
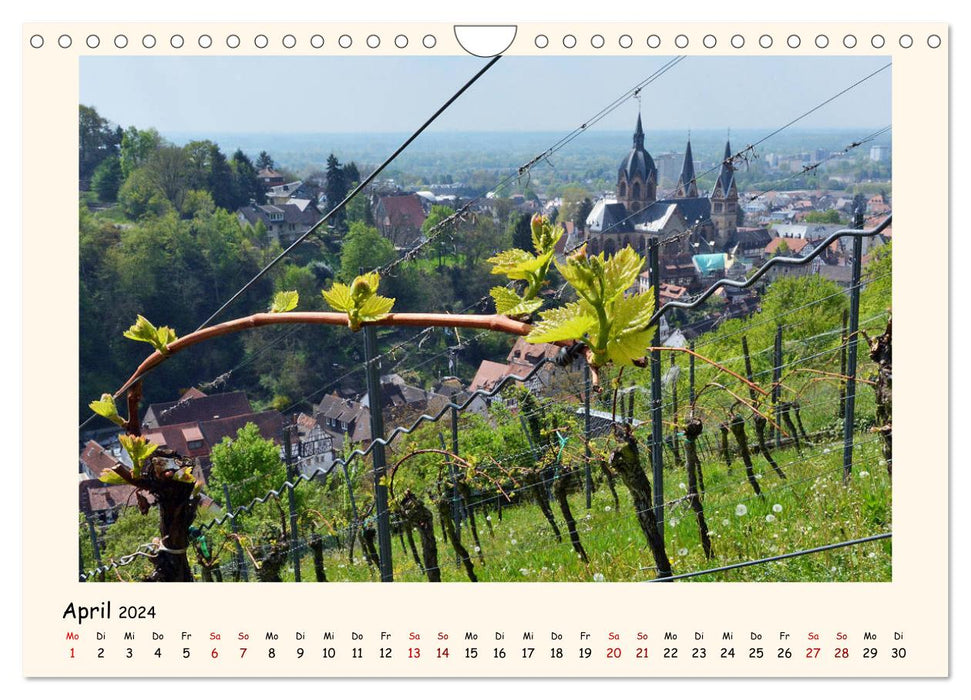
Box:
322 271 395 331
88 393 125 427
118 434 159 480
488 214 562 317
269 290 299 313
123 315 178 355
526 244 655 367
98 468 130 485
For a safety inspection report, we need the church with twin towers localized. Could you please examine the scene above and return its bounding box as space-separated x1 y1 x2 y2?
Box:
584 113 739 256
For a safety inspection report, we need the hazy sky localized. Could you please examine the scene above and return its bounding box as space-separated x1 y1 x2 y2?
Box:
80 55 891 134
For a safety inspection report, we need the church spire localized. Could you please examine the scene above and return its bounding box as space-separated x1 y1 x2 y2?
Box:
633 112 645 149
675 137 698 198
712 139 737 199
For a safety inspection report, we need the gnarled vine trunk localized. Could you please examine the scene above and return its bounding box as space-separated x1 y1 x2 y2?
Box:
309 533 328 582
435 497 477 582
400 491 441 582
779 402 801 454
869 317 892 475
255 540 289 582
729 414 763 498
684 418 712 559
719 422 733 470
553 467 588 563
142 453 199 582
608 429 672 579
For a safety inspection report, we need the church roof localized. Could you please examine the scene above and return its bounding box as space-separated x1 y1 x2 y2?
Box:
676 140 698 197
712 140 737 199
648 197 711 228
618 114 657 185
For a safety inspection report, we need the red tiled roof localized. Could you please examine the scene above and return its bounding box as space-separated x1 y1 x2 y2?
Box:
470 360 511 393
144 391 253 428
181 425 204 442
765 237 810 255
378 195 427 229
79 440 122 478
507 337 559 368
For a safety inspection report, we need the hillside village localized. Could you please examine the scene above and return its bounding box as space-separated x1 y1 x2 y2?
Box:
79 109 891 526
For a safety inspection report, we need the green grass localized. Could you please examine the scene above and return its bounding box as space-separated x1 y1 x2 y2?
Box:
287 428 890 583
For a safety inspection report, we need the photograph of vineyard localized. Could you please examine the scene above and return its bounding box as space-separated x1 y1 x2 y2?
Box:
78 54 892 582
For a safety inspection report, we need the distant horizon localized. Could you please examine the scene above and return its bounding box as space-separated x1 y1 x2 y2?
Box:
81 55 891 134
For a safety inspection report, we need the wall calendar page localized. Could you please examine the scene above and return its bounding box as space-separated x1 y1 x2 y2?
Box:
17 4 954 694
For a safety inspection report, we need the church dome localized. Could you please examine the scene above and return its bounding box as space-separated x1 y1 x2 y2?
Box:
618 113 657 184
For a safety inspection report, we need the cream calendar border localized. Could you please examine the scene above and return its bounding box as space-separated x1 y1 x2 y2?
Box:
22 22 947 678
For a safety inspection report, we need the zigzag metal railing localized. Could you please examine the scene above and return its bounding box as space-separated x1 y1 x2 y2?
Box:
646 214 891 327
196 357 557 532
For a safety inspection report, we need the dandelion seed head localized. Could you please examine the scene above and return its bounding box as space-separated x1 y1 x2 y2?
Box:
604 506 612 512
735 504 748 517
772 504 783 513
765 514 776 523
678 548 688 556
593 573 605 582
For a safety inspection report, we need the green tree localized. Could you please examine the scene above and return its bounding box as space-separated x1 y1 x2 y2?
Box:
256 151 274 170
182 189 216 218
340 221 395 280
208 423 286 509
558 184 589 225
325 154 349 232
422 204 455 266
100 506 163 580
345 190 373 226
230 149 263 209
511 212 532 251
91 155 123 202
144 146 191 213
804 209 842 224
343 161 361 186
79 105 122 179
575 197 594 230
455 215 503 270
120 126 162 180
118 167 172 219
183 140 234 211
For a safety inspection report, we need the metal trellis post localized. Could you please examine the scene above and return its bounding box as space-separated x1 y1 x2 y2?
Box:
85 515 103 579
223 484 249 581
689 341 696 405
283 422 301 582
451 406 462 524
842 210 865 482
439 430 462 566
648 238 665 532
583 360 593 509
363 323 394 581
